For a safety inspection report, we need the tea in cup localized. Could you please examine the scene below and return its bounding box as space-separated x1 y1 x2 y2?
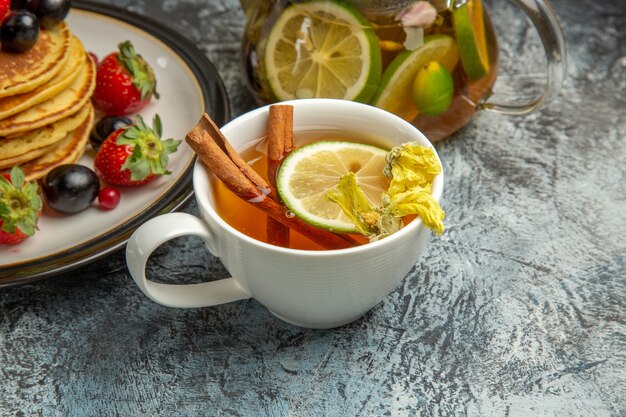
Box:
126 99 444 328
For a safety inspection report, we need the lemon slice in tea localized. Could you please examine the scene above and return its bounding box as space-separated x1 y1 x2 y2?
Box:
263 0 381 102
371 35 460 121
453 0 490 80
277 141 389 233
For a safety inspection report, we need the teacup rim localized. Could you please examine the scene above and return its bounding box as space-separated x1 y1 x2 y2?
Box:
193 98 444 256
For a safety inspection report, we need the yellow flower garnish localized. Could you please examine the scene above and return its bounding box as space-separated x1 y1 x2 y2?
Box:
384 142 441 194
327 173 402 241
326 142 445 241
383 142 445 235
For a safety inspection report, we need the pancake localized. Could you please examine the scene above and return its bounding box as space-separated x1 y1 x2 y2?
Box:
0 36 86 120
0 53 96 137
19 107 94 181
0 22 71 98
0 103 93 164
0 142 58 170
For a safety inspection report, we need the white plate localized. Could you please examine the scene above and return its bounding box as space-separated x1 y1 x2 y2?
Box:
0 1 229 286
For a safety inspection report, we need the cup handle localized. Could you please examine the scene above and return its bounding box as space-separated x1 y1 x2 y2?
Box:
125 212 251 308
479 0 567 115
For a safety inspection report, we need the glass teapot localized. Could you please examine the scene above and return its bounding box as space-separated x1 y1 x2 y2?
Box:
239 0 566 141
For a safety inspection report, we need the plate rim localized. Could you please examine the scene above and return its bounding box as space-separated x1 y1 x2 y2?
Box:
0 0 230 287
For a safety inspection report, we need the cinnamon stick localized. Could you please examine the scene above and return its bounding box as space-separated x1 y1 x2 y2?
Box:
266 105 294 247
186 113 360 250
267 105 294 178
197 113 269 195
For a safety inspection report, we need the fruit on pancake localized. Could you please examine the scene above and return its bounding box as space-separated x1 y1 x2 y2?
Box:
42 164 100 214
0 34 84 120
98 186 120 210
24 0 70 29
94 114 180 187
90 115 132 151
93 41 159 116
0 166 42 244
0 9 39 52
0 20 71 98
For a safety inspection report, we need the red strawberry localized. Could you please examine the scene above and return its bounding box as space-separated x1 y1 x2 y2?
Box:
0 0 9 22
0 166 43 245
92 40 159 116
94 114 180 187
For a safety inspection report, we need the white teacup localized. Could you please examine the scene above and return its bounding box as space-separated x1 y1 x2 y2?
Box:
126 99 444 329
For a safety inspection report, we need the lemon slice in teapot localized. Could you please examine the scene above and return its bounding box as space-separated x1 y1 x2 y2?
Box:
263 0 381 103
453 0 490 80
371 34 459 122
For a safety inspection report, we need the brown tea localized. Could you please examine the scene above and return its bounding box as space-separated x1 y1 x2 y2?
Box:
211 130 394 250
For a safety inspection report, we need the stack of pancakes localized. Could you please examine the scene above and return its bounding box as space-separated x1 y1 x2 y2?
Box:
0 22 95 181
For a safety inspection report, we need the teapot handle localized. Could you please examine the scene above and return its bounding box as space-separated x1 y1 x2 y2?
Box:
479 0 567 115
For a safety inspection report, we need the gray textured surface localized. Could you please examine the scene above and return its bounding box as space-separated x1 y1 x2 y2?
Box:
1 0 625 416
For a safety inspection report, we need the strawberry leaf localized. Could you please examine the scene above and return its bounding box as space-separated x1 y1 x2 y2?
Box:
125 157 150 181
15 219 35 236
120 130 140 140
9 165 24 190
153 114 163 138
162 138 181 154
0 175 11 192
0 204 11 231
115 114 181 182
116 40 159 101
0 166 41 237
